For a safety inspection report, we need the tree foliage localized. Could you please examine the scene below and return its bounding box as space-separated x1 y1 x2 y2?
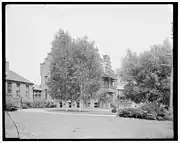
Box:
119 38 172 106
47 29 103 101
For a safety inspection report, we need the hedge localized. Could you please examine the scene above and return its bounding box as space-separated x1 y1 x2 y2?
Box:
21 101 56 109
116 102 173 121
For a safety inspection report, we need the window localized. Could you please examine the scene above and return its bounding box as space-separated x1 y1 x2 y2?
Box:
33 93 35 100
16 83 20 97
45 89 47 99
45 76 48 83
7 82 12 95
26 85 29 96
39 93 41 98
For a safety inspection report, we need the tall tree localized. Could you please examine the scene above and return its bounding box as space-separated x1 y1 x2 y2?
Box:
47 29 103 101
119 38 172 106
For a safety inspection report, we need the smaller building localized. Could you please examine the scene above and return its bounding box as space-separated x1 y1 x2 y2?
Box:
6 61 34 107
33 85 43 101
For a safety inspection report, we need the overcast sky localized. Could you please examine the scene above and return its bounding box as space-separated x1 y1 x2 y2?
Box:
6 4 173 85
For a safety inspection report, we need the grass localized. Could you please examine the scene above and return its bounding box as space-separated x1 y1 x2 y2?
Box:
5 110 173 139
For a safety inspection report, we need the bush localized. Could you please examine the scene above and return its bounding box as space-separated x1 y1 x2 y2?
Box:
21 100 57 109
21 101 34 109
45 101 56 108
117 108 145 118
6 103 18 112
140 102 172 120
117 102 172 121
6 97 20 111
33 101 46 108
111 108 117 113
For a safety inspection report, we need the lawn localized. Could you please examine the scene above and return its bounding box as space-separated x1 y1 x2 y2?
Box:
5 109 173 139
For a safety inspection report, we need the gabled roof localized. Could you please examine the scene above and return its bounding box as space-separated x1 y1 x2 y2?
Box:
6 70 33 84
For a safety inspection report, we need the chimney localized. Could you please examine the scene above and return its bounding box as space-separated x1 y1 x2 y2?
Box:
6 61 9 75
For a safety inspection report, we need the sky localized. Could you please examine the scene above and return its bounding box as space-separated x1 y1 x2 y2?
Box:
6 4 173 85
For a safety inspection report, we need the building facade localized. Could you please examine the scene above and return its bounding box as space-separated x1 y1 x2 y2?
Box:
97 55 118 108
33 85 43 101
6 61 34 105
102 55 117 95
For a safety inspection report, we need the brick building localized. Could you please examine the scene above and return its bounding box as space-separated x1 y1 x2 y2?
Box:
6 61 34 104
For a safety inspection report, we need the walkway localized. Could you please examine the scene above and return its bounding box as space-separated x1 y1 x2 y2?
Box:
19 108 115 117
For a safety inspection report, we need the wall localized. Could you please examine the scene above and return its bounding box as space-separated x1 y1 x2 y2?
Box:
40 54 52 100
6 80 33 102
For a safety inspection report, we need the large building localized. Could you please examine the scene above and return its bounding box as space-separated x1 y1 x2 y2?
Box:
40 53 118 105
6 61 34 104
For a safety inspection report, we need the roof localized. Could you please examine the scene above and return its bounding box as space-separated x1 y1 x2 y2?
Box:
103 67 117 79
117 84 124 90
33 85 43 91
103 73 117 80
6 70 33 84
96 88 116 97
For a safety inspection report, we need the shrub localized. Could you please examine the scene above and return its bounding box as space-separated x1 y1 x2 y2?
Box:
117 102 173 121
140 102 172 120
21 103 28 109
6 96 20 111
111 108 117 113
118 108 132 117
45 101 56 108
33 101 46 108
21 100 57 109
6 102 18 112
21 101 33 109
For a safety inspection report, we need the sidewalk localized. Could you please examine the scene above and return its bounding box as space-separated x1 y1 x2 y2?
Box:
19 108 115 117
